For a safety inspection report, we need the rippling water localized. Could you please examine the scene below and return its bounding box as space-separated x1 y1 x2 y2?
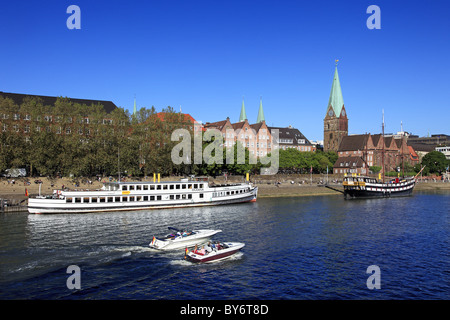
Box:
0 191 449 300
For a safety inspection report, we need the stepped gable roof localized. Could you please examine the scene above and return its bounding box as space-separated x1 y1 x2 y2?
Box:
0 91 118 114
338 134 369 151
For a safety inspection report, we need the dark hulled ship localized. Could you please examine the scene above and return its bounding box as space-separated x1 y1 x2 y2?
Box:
343 175 415 199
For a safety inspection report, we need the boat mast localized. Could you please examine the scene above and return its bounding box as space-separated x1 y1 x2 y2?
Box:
381 110 385 183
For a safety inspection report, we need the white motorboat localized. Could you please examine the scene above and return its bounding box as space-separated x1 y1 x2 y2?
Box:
149 227 222 251
185 241 245 263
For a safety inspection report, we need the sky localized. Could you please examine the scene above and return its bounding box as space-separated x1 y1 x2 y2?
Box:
1 0 449 141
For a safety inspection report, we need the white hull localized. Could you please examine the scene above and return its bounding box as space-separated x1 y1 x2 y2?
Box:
186 242 245 263
27 180 257 214
149 229 222 250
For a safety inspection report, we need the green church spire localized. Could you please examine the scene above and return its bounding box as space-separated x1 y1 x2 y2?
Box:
239 96 247 122
257 96 265 123
328 62 345 117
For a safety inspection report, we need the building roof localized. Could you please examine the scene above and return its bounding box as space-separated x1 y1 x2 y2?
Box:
333 156 365 169
338 134 370 151
156 112 197 124
407 142 436 152
0 91 118 114
328 66 345 117
268 126 313 146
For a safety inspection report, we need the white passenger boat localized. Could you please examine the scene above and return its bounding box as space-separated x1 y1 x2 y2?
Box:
185 241 245 263
149 227 222 251
27 178 258 214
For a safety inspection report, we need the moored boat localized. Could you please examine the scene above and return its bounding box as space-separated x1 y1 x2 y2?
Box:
27 177 257 214
343 175 416 199
185 241 245 263
149 227 222 250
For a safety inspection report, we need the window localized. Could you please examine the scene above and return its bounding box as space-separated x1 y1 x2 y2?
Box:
199 193 204 198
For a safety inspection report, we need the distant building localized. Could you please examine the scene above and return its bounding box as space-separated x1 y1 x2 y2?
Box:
436 146 450 160
0 91 120 142
408 134 450 146
268 125 316 152
324 63 348 152
204 98 314 157
333 133 419 175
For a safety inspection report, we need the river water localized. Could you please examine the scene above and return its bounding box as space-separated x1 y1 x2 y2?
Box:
0 191 448 300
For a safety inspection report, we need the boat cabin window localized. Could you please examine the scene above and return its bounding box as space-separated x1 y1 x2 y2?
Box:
115 196 121 202
194 184 198 189
157 195 162 200
122 185 127 191
176 184 180 189
143 185 148 190
136 185 141 191
150 185 155 190
157 185 161 190
182 184 186 189
170 184 174 190
129 185 135 191
200 193 204 198
163 185 168 190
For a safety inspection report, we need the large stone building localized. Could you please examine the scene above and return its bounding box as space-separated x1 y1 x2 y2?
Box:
323 64 348 152
204 98 314 158
0 91 121 142
204 98 272 158
333 133 419 175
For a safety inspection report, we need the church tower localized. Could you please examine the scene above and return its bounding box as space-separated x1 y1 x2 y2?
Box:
324 61 348 152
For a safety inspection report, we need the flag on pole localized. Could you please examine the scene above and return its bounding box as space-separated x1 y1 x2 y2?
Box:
25 188 28 197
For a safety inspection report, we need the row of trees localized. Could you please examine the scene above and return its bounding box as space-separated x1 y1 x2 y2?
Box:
1 96 339 178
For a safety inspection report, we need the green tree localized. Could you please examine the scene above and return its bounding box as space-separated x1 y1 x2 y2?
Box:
421 151 449 175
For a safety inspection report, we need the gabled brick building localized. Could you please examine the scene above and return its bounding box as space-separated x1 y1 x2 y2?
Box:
333 133 419 175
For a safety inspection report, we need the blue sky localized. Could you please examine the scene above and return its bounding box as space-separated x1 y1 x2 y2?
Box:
1 0 449 141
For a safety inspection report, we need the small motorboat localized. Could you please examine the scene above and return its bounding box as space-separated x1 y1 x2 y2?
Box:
185 241 245 263
149 227 222 251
